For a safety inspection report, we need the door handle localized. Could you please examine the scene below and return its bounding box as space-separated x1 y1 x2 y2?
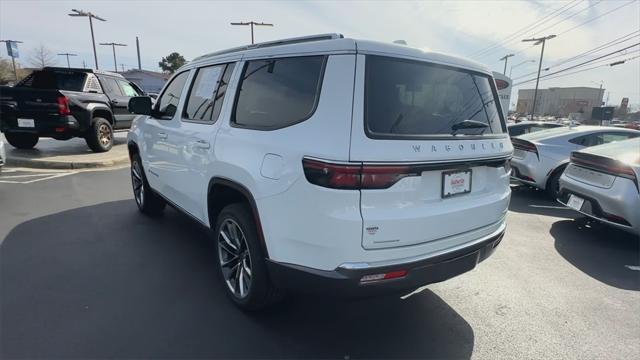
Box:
158 132 168 140
194 140 210 149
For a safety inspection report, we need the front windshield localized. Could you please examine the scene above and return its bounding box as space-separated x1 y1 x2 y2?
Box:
365 55 505 137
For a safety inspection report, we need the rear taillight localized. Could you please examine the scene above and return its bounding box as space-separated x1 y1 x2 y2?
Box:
571 152 638 191
302 158 416 190
57 96 71 116
512 139 539 159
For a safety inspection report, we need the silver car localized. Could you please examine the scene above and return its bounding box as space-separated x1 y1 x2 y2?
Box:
557 138 640 235
0 137 5 174
510 126 640 198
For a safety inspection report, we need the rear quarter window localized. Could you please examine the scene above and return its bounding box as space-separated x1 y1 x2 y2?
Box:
17 70 87 91
232 56 325 130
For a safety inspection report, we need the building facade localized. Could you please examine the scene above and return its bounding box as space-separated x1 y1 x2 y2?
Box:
121 69 170 93
516 87 604 117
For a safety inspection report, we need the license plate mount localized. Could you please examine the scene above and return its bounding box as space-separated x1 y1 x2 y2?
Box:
442 169 472 198
567 194 585 211
17 118 35 128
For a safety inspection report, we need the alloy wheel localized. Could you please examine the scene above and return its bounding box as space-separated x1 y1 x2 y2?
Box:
98 123 112 146
131 160 145 207
218 218 252 299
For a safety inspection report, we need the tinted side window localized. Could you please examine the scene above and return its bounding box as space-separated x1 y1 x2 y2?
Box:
157 71 190 118
100 77 122 97
183 63 235 122
601 132 637 144
233 56 325 130
117 80 142 97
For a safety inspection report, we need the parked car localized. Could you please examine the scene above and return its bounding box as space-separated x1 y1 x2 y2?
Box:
507 121 564 137
510 126 640 198
0 67 145 152
557 138 640 235
0 137 5 174
126 34 513 310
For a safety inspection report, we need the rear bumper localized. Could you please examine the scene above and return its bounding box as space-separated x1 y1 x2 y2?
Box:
267 228 505 297
558 174 639 235
0 114 82 136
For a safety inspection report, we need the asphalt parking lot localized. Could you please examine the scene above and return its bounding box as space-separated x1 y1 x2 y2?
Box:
1 167 638 359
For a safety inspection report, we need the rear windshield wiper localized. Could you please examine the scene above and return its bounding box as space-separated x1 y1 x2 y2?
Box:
451 120 489 135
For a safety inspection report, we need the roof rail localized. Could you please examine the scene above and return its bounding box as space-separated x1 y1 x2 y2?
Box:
193 33 344 61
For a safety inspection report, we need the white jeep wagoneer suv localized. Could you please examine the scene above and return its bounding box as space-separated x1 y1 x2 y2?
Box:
127 34 512 310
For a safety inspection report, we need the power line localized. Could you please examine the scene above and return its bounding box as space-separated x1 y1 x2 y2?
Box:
483 0 635 60
511 31 640 81
471 0 582 57
514 55 638 85
513 43 639 85
557 0 637 36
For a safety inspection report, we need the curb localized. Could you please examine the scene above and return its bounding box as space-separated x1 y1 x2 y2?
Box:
6 155 130 170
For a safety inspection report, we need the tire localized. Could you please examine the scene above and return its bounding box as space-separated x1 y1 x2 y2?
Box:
85 117 113 153
130 153 166 216
546 167 565 199
4 132 38 149
214 203 282 311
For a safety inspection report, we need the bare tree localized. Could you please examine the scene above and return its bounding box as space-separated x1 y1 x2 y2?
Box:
29 45 57 68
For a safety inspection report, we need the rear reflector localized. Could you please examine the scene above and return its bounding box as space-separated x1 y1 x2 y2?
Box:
360 270 408 283
55 127 65 132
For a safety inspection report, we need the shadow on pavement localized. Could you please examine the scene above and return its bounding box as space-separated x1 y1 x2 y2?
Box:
551 218 640 291
509 184 578 219
1 200 474 359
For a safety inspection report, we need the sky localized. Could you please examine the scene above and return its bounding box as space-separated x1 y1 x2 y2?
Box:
1 0 639 110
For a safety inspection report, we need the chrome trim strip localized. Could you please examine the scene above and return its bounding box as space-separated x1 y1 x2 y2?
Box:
338 220 506 270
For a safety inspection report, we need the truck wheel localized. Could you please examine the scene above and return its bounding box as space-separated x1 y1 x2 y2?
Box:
4 132 38 149
130 153 166 216
85 117 113 153
214 203 282 311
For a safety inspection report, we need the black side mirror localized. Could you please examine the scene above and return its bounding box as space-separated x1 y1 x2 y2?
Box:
128 96 153 115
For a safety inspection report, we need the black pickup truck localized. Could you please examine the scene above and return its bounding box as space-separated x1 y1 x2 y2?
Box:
0 67 145 152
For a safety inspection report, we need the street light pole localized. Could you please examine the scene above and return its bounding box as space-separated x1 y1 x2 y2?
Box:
499 53 514 75
57 52 78 68
68 9 106 69
230 21 274 44
99 42 127 72
509 59 535 78
522 35 556 121
0 39 22 80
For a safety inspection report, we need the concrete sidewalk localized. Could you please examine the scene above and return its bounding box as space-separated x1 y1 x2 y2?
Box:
2 131 130 169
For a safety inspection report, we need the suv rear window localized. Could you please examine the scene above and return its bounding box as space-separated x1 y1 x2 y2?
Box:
365 56 505 138
17 70 87 91
233 56 325 130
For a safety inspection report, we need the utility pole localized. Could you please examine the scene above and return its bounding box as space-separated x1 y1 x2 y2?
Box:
230 21 274 44
522 35 556 121
99 42 127 72
57 52 77 68
82 60 87 68
509 59 535 78
68 9 106 69
499 53 514 75
120 63 125 72
0 39 22 80
136 36 141 70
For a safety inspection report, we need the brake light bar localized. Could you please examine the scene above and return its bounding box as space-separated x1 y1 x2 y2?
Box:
302 158 417 190
571 152 638 190
57 96 71 116
511 138 539 159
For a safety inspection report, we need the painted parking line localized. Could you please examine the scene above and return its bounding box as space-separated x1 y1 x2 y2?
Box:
0 168 77 184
